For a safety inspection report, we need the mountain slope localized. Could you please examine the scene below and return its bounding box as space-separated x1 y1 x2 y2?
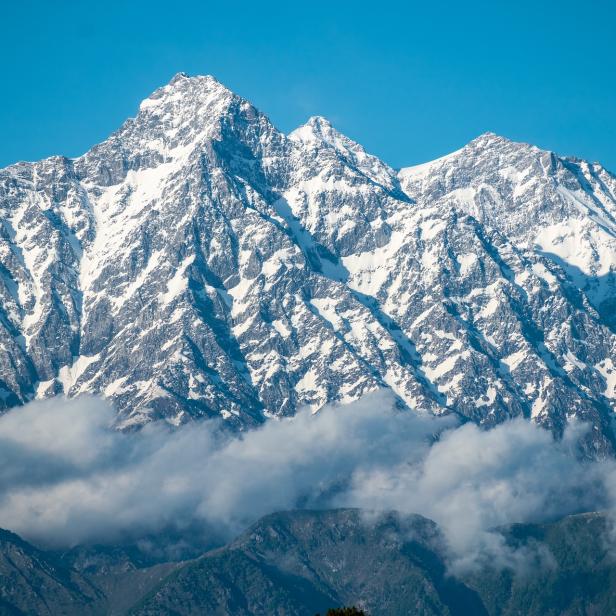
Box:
0 73 614 451
2 510 616 615
127 509 616 616
0 528 102 614
125 509 480 616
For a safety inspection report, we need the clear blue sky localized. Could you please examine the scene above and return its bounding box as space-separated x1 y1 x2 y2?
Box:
2 1 615 170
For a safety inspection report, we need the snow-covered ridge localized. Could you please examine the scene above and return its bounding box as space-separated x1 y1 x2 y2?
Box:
0 73 614 456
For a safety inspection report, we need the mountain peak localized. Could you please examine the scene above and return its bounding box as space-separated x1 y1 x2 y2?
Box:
290 116 397 188
289 115 337 145
166 72 226 89
306 115 333 130
467 131 538 153
138 73 234 114
399 133 538 182
169 71 190 84
79 74 246 184
475 130 501 140
289 115 370 157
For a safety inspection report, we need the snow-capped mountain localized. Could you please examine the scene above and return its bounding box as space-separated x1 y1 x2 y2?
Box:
0 73 615 452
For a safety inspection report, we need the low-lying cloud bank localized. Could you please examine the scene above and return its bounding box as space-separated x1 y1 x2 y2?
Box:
0 391 615 571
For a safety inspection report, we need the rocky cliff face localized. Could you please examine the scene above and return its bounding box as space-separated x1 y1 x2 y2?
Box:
0 73 614 451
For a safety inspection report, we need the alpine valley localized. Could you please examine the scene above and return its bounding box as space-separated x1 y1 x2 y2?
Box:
0 72 615 458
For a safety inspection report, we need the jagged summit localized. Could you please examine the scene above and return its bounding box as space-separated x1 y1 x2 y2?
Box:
169 70 191 83
289 115 335 141
76 73 265 188
469 130 508 144
398 132 540 179
149 71 229 96
136 72 236 119
290 115 398 190
306 114 332 128
465 131 546 156
0 76 615 455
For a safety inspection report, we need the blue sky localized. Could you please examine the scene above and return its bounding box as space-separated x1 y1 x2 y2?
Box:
2 1 614 170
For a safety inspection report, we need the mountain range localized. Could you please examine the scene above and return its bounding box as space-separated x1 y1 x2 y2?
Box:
2 508 616 615
0 73 615 453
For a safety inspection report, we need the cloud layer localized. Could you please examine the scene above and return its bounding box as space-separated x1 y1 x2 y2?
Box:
0 391 614 571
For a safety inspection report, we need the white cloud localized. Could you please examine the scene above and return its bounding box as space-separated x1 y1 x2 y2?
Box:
0 391 614 572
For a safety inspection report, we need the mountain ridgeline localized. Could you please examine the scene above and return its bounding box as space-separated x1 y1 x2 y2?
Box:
2 509 616 615
0 73 615 452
